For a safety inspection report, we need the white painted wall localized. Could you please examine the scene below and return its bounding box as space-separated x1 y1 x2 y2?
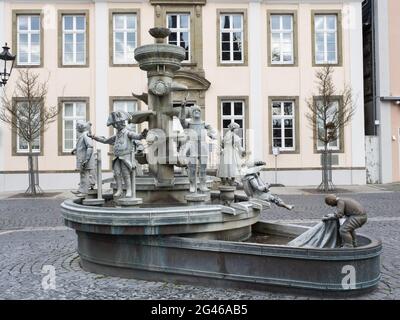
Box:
347 1 366 184
248 0 263 162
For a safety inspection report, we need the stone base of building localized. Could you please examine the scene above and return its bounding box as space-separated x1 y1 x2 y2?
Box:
0 168 367 193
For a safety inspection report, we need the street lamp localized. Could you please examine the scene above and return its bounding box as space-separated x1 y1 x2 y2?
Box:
0 43 16 87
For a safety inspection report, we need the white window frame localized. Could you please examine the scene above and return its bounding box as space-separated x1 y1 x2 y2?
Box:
113 100 138 133
62 15 86 65
220 14 244 64
270 14 294 65
271 101 296 151
62 101 87 152
16 101 41 153
221 100 246 147
314 14 338 65
167 13 191 62
316 100 340 151
17 14 41 66
113 13 137 65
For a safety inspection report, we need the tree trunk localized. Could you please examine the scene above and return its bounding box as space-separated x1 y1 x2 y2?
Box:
27 142 36 195
324 145 329 192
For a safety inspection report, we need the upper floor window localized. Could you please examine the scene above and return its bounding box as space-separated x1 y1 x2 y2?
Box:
167 13 190 62
270 14 293 65
272 100 295 151
62 101 87 152
62 15 86 65
220 14 243 64
113 100 138 132
113 13 137 65
17 15 41 66
221 100 245 147
314 14 338 65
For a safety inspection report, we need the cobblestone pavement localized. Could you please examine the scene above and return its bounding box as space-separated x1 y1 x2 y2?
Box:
0 191 399 300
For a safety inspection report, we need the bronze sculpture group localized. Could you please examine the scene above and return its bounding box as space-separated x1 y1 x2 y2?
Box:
72 106 366 248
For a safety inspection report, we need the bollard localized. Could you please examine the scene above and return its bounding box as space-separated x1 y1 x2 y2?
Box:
82 149 105 206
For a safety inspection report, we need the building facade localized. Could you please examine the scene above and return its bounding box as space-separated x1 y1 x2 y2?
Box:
363 0 400 183
0 0 366 192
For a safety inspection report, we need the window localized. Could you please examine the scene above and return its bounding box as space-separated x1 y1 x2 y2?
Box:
271 101 295 151
16 15 41 66
221 100 245 146
316 100 340 151
314 14 338 65
15 101 41 153
63 101 87 152
167 13 190 62
113 13 137 64
270 14 293 64
220 13 243 63
113 100 138 132
62 15 86 65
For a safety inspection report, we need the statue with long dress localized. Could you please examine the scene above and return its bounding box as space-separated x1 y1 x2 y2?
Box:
217 122 246 186
89 111 147 198
71 120 96 197
242 161 294 210
179 105 217 193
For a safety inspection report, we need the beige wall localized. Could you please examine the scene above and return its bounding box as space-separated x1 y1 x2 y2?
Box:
1 1 365 182
389 0 400 181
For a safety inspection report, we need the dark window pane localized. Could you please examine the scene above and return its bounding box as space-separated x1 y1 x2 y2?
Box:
222 33 230 42
284 102 293 115
273 119 281 129
223 119 231 128
223 15 230 29
285 139 293 148
273 139 282 147
222 52 230 61
169 32 177 42
273 129 281 138
222 42 230 51
233 51 242 61
284 119 293 128
168 15 177 28
285 129 293 138
222 102 231 115
234 103 243 115
235 120 243 128
233 41 242 51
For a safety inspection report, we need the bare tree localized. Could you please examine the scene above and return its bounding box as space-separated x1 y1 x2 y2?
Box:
306 66 356 192
0 69 59 195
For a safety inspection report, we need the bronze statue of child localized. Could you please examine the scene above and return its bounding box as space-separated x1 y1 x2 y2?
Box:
323 194 368 248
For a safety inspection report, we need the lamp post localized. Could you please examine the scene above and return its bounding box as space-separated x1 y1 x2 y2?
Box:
0 43 16 87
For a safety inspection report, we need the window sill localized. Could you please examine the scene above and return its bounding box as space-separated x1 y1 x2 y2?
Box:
218 62 248 67
59 64 89 68
15 64 43 69
110 63 139 68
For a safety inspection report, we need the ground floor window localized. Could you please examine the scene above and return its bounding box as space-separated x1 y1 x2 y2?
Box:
316 100 340 151
271 100 295 151
62 101 87 152
221 100 245 147
16 100 41 154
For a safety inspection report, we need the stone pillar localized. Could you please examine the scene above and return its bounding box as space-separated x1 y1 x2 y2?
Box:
248 0 263 162
94 1 109 170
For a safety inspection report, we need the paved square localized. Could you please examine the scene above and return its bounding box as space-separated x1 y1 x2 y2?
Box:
0 190 398 299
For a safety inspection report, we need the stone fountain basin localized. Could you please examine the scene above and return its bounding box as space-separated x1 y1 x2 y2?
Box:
61 200 381 295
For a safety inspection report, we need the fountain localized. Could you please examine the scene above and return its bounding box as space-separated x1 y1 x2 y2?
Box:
61 28 382 295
